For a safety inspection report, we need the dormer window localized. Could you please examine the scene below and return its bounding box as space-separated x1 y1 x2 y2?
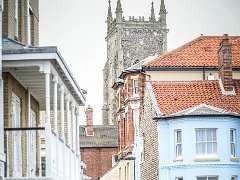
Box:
132 79 139 96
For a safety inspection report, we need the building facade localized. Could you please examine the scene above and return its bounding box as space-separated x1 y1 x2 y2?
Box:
80 106 118 180
144 34 240 179
1 1 87 179
2 0 39 46
102 0 168 125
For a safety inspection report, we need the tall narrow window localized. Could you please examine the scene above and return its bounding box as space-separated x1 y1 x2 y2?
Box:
230 129 236 158
30 9 34 45
14 0 18 38
12 93 22 177
132 79 139 95
175 130 182 158
28 109 36 177
196 129 217 156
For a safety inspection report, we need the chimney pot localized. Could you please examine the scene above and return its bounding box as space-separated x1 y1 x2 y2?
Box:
85 105 94 135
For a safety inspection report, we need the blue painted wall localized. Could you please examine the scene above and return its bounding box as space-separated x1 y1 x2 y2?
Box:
157 116 240 180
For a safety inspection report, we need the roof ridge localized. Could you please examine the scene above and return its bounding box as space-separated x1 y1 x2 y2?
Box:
143 35 240 67
143 35 205 66
149 80 218 83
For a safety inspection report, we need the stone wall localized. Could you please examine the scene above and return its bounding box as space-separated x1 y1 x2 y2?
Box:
140 86 159 180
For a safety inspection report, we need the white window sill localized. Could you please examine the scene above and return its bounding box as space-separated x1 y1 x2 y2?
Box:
230 157 239 162
194 155 220 162
173 157 183 162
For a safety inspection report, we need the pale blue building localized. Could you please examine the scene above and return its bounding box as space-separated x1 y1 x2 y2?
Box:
157 104 240 180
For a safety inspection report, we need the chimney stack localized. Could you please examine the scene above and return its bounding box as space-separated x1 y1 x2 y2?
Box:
85 105 94 135
218 34 233 91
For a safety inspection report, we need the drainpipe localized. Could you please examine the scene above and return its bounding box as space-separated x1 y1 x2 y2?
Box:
0 0 5 179
26 0 30 45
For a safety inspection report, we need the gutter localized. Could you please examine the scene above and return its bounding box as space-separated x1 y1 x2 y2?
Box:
154 113 240 121
142 66 240 71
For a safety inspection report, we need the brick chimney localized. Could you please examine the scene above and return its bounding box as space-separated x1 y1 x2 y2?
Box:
218 34 233 91
85 105 94 135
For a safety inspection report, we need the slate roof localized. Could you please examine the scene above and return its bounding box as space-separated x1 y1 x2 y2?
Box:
119 55 157 78
143 36 240 68
2 37 58 54
149 80 240 116
79 125 118 148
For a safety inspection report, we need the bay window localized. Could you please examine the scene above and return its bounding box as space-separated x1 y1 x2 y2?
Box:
196 129 217 156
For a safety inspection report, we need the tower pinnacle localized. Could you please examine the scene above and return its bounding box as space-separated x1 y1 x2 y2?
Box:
149 2 156 22
115 0 123 23
159 0 167 26
107 0 113 31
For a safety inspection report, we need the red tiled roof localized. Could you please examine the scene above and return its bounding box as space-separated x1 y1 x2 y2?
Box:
150 80 240 115
144 36 240 67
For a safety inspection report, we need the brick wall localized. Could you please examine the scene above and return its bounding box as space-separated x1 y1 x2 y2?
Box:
81 147 118 180
117 72 146 159
3 0 39 45
3 72 40 177
140 86 159 180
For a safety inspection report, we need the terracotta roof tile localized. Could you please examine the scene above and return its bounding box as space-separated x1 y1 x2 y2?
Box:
143 36 240 67
150 80 240 115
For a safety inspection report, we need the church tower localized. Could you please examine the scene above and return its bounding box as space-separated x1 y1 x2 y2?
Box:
102 0 168 125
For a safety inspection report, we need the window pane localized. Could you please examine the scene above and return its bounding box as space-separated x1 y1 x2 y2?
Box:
177 131 182 143
208 177 218 180
197 177 207 180
196 130 205 142
230 130 234 142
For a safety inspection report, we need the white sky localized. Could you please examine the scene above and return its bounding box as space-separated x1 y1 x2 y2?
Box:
39 0 240 125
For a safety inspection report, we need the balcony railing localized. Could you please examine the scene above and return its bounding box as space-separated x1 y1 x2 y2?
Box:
4 126 81 180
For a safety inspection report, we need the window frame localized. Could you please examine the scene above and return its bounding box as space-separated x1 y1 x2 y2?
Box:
195 128 217 157
174 129 182 159
132 79 139 96
230 129 236 158
14 0 19 38
12 92 22 177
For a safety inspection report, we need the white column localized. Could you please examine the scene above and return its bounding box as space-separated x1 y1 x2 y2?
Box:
70 102 75 150
76 107 80 155
27 89 31 176
53 77 58 133
65 96 70 145
45 73 51 125
45 72 52 177
60 85 65 140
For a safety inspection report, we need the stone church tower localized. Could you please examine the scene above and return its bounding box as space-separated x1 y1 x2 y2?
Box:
102 0 168 125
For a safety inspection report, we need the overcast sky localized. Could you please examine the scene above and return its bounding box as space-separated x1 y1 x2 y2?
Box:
39 0 240 125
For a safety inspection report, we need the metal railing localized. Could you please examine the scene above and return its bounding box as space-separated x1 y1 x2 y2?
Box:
4 127 45 178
